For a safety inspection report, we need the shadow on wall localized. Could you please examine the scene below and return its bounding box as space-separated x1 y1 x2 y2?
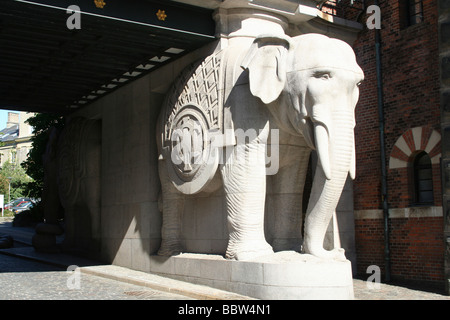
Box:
97 84 165 268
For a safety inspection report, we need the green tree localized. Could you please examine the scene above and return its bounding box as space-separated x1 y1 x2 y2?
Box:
0 174 10 201
21 113 65 199
0 161 32 201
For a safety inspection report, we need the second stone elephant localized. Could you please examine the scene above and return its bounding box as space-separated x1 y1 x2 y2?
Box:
157 33 364 261
57 117 102 254
38 117 102 255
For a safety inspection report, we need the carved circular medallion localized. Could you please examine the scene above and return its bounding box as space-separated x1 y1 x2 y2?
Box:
163 104 219 194
159 53 223 195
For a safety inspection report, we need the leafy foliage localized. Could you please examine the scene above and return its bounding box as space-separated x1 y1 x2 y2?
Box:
0 161 32 201
0 174 10 200
21 113 65 199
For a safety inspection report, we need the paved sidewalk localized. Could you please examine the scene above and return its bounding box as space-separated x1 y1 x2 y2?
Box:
0 253 195 300
353 278 450 300
0 217 251 300
0 246 252 300
1 217 449 300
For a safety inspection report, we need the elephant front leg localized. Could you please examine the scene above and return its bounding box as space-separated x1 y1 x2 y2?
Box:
221 143 273 261
158 161 185 256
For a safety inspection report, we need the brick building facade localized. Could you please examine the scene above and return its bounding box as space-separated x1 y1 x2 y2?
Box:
326 0 445 288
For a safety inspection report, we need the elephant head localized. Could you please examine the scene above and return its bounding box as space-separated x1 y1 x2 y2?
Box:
241 33 364 260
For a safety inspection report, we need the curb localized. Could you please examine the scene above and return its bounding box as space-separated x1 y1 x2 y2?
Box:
80 265 254 300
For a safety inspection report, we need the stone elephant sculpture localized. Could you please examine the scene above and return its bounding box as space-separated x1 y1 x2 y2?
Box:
35 117 101 254
156 33 364 261
57 117 102 253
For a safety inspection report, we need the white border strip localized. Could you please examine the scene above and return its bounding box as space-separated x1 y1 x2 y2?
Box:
355 207 443 219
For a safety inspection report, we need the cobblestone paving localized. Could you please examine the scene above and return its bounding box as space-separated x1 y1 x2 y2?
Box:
0 254 193 300
353 278 450 300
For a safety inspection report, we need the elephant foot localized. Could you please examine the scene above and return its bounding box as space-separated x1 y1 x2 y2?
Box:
303 243 346 261
226 240 274 261
158 240 182 256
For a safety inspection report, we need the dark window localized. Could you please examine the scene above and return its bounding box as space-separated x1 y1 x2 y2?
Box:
413 152 434 205
400 0 424 28
408 0 424 25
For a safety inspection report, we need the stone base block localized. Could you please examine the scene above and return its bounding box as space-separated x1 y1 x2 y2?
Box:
32 234 60 253
0 234 13 249
149 251 354 300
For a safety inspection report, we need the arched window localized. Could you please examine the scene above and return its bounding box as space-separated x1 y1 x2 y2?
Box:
413 152 434 205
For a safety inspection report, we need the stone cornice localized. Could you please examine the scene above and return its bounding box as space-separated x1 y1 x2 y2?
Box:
172 0 363 44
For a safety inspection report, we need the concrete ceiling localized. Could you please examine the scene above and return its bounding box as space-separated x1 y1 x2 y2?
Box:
0 0 216 114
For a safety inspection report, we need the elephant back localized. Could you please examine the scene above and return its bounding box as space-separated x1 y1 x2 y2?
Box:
158 50 225 195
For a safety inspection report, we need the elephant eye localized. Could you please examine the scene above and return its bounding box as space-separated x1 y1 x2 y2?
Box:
314 71 331 80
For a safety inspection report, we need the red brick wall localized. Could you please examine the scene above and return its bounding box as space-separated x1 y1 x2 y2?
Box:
390 217 445 282
355 216 445 283
331 0 444 283
352 2 381 212
355 218 386 274
352 0 440 212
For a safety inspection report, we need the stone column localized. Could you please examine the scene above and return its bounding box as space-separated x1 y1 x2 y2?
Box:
438 0 450 295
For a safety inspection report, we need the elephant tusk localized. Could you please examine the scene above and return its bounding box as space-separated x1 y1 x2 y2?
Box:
314 123 332 180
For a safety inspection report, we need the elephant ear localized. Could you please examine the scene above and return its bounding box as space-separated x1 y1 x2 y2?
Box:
241 34 292 104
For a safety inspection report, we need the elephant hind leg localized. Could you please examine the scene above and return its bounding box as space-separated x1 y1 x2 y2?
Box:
157 161 185 256
158 197 185 256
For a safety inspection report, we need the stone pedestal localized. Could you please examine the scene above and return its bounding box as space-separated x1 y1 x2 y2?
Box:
150 251 354 300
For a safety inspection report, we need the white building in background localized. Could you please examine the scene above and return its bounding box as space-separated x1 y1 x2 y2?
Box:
0 112 34 167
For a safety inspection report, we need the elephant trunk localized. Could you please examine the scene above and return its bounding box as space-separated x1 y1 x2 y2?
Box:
303 107 355 260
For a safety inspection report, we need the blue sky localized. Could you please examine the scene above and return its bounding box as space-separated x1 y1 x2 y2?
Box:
0 109 20 129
